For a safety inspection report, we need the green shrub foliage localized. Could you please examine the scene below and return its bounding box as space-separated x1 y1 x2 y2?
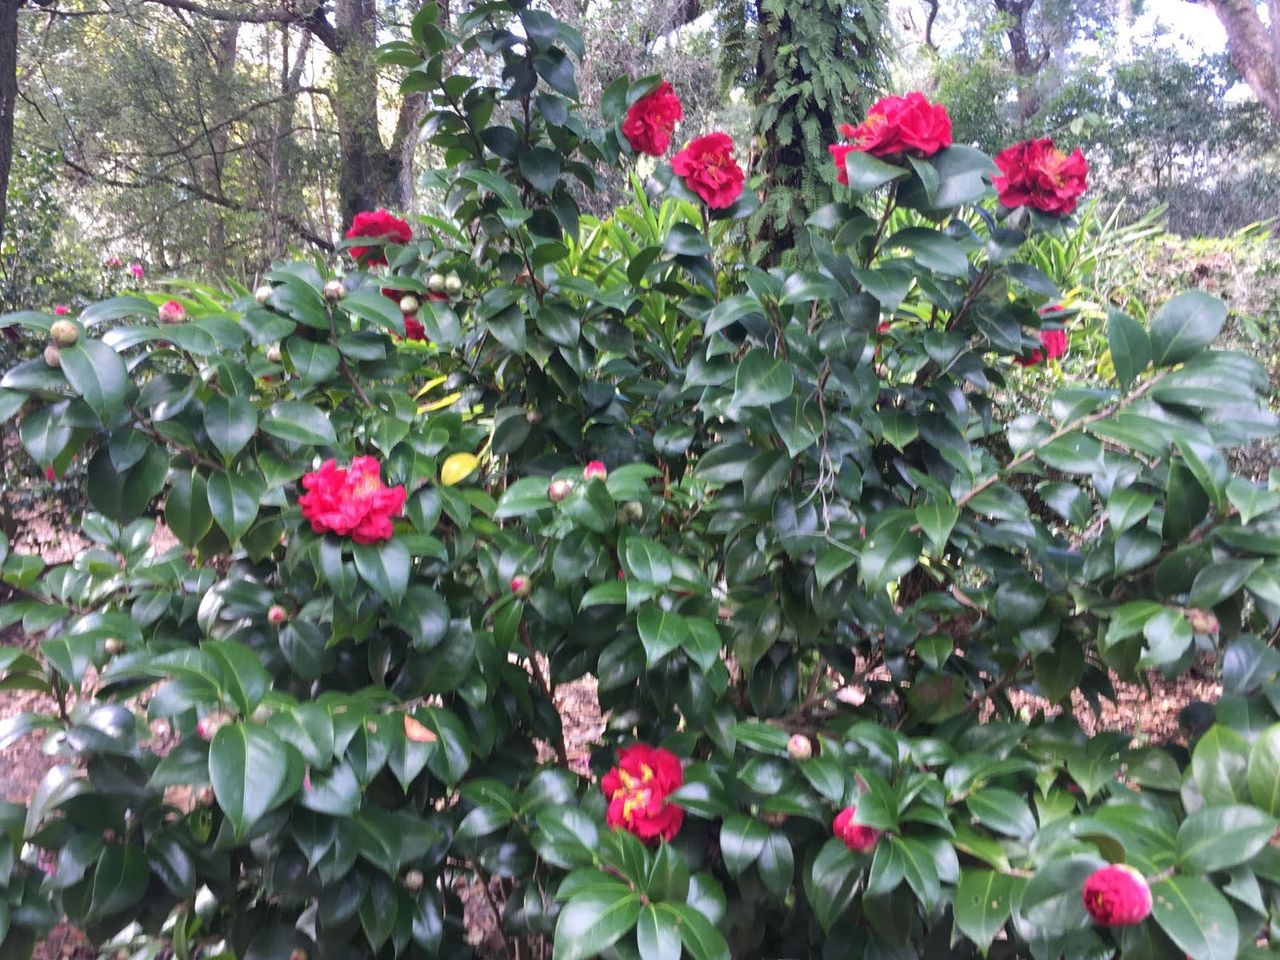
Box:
2 2 1280 959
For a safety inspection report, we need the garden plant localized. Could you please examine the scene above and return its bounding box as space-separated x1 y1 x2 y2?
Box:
3 2 1280 959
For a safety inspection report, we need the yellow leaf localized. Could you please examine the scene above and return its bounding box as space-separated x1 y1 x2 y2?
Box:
440 452 479 487
403 714 438 743
414 374 449 400
417 391 462 414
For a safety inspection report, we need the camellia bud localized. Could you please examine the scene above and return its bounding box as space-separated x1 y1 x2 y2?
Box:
288 950 308 960
833 805 881 854
266 344 283 364
621 500 644 523
526 409 541 424
267 604 289 626
510 575 531 597
322 279 346 301
444 273 462 296
402 869 425 891
583 460 608 481
251 704 273 724
399 294 419 314
50 319 79 346
103 638 125 656
158 299 186 324
427 272 446 293
1186 608 1219 635
196 712 232 741
548 478 574 502
255 284 272 304
787 734 812 761
43 344 60 368
1082 863 1152 926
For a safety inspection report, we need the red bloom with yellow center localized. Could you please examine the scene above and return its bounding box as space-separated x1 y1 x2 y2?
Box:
600 743 684 843
993 137 1088 216
671 133 745 210
298 456 406 544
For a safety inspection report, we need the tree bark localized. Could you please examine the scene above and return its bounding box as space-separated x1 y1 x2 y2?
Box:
993 0 1048 121
0 0 20 245
1197 0 1280 123
200 22 239 273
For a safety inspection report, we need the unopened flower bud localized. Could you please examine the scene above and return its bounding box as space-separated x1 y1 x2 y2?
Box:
196 712 231 741
1082 863 1152 926
402 869 425 891
255 284 272 304
196 786 215 807
323 279 346 301
583 460 607 481
399 294 419 314
1186 608 1219 635
266 344 282 364
44 344 61 368
288 950 308 960
50 319 79 346
267 605 289 626
787 734 812 761
251 704 273 724
158 300 186 324
104 638 124 656
621 500 644 522
548 478 574 502
444 274 462 296
510 575 531 597
526 409 541 424
427 272 446 293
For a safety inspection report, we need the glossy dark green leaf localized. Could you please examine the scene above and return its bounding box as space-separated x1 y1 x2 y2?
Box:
1149 876 1238 960
59 339 127 424
1149 291 1227 367
551 888 641 960
209 723 290 837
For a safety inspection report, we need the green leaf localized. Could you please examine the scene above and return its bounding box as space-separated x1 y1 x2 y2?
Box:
353 539 410 605
636 905 681 960
659 903 729 960
209 724 290 838
1108 309 1151 390
756 832 794 899
204 396 258 464
807 838 861 932
285 338 341 383
1149 876 1239 960
719 815 768 876
954 869 1018 952
552 889 642 960
636 605 688 666
1188 559 1262 609
966 788 1036 840
860 516 922 591
261 401 337 446
884 227 970 277
916 499 958 553
732 349 794 409
1193 724 1251 805
59 339 127 424
519 147 562 193
91 844 148 918
842 150 909 193
1149 291 1227 367
623 537 673 587
1247 723 1280 816
1176 804 1276 872
206 471 262 543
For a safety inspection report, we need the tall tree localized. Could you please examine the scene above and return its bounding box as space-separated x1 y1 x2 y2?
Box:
722 0 891 265
1192 0 1280 123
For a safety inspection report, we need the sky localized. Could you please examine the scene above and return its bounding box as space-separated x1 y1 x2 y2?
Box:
1129 3 1228 56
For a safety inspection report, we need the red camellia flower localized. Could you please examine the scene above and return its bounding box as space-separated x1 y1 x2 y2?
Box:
833 805 881 853
44 466 57 482
403 315 427 342
1082 864 1152 927
53 305 69 316
993 137 1088 216
1015 328 1068 367
601 743 685 843
623 81 683 156
833 93 952 167
345 209 413 266
298 456 406 544
671 133 745 210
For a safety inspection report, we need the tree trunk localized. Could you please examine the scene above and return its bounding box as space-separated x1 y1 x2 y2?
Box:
0 0 20 245
993 0 1047 122
1199 0 1280 123
202 23 239 275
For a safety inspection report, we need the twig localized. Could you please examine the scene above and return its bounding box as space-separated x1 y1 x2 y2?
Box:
326 304 373 408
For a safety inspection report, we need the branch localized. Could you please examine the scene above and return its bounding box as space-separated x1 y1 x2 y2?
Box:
922 0 939 50
134 0 340 50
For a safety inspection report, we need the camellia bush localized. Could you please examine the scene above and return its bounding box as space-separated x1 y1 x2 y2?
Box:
4 2 1280 959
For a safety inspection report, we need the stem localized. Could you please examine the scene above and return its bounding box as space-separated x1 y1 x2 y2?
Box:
519 622 570 767
326 303 373 409
862 183 898 268
130 415 223 471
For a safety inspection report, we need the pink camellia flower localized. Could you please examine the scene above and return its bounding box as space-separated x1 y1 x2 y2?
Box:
671 133 745 210
45 466 57 482
548 478 574 502
623 80 683 156
345 209 413 266
833 805 881 853
196 712 231 741
510 575 531 597
1082 864 1152 927
601 743 685 843
158 300 186 324
53 305 69 316
297 456 406 545
129 262 144 279
583 460 608 481
103 255 122 269
993 137 1088 216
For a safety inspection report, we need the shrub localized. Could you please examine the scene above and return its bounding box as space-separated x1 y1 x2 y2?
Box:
2 3 1280 959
